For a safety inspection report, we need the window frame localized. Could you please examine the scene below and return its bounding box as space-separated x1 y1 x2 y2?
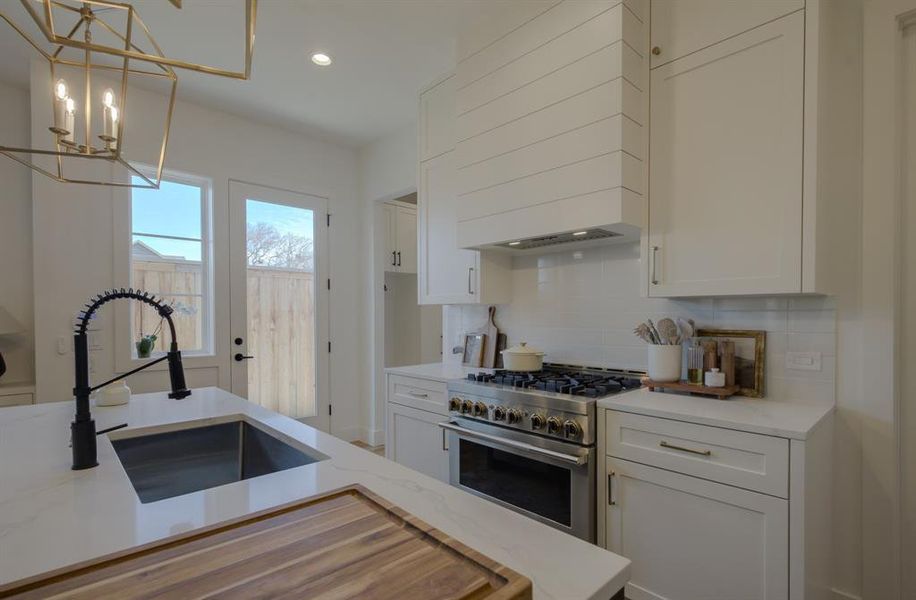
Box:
113 166 215 373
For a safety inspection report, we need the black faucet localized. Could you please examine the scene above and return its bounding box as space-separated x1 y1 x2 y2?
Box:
72 288 191 470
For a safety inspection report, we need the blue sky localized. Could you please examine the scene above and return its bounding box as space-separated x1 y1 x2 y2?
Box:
131 178 313 262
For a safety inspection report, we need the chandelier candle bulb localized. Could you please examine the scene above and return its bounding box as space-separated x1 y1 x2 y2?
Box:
63 97 76 143
101 89 116 141
52 79 69 135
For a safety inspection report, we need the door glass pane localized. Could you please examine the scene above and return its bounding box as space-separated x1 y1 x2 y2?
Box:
458 439 571 526
245 199 316 418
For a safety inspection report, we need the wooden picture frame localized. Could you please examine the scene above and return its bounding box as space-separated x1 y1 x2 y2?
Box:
462 333 486 367
695 328 766 398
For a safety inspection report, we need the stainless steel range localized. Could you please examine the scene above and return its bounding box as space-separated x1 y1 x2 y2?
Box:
440 364 644 542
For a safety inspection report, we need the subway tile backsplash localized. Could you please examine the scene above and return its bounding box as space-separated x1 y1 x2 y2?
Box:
443 243 836 405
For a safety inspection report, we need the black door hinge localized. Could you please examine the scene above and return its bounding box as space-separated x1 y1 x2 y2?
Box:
328 341 332 353
327 213 331 226
327 278 331 290
328 404 332 416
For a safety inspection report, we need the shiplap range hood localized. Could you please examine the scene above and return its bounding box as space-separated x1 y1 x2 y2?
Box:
453 0 647 252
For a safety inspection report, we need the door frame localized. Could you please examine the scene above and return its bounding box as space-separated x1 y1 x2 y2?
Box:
228 179 330 431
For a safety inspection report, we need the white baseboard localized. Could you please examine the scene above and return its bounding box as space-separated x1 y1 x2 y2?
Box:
367 428 385 447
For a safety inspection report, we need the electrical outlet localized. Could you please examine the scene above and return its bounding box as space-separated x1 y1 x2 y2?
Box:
786 351 822 371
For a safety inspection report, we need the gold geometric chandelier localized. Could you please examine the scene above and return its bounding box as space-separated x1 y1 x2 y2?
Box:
0 1 256 188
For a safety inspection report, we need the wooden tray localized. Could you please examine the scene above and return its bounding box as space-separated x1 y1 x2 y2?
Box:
642 378 739 400
0 485 532 600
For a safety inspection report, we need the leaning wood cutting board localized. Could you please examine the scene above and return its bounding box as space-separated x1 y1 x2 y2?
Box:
0 485 532 600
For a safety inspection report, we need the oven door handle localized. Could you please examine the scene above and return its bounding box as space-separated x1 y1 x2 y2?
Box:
438 421 588 466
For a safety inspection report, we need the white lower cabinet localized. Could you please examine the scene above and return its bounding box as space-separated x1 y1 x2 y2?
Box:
599 408 832 600
605 457 788 600
386 402 449 483
385 374 450 483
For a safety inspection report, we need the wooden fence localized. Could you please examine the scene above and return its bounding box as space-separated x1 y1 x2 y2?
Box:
132 260 316 418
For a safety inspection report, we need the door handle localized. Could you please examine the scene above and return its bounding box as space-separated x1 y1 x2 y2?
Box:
659 440 712 456
608 471 616 505
392 251 397 266
467 267 475 295
651 246 659 285
234 353 254 362
442 426 448 452
397 251 401 266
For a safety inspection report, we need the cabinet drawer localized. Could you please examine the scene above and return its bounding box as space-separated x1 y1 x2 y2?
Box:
605 411 788 498
0 393 33 407
387 375 448 415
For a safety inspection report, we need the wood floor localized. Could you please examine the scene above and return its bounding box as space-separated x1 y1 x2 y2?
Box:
351 441 385 456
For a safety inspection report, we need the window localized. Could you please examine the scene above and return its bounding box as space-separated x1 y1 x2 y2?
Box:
129 172 213 356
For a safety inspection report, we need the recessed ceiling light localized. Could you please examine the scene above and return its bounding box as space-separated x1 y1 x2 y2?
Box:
508 241 521 246
311 52 332 66
572 231 589 236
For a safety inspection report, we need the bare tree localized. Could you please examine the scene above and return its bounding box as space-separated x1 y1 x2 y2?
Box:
247 222 313 271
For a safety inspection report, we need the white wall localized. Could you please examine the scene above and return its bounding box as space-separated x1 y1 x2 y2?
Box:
0 81 34 385
27 61 366 441
358 123 422 445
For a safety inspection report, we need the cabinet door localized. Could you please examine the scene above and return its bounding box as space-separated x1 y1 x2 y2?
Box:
396 206 418 274
419 74 456 161
382 203 398 272
606 458 788 600
418 151 479 304
650 0 803 68
648 13 804 297
386 401 450 483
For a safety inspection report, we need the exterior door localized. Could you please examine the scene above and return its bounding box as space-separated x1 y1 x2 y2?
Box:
229 181 330 431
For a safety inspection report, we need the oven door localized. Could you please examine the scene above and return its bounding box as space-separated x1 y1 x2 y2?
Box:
439 417 595 542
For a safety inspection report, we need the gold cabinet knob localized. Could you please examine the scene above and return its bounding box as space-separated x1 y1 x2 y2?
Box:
652 46 661 56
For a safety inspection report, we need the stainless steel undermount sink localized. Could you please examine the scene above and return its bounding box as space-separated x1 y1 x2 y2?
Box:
110 418 328 503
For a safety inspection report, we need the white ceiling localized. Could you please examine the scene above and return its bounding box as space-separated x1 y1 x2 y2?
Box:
0 1 511 147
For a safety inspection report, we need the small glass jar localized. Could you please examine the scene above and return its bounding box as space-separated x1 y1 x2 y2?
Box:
687 343 704 385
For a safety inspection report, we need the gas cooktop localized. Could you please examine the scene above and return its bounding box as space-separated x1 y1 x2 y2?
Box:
465 365 644 398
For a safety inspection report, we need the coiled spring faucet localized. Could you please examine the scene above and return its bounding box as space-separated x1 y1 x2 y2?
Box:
72 288 191 470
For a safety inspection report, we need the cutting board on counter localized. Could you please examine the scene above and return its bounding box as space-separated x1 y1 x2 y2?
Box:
0 485 532 600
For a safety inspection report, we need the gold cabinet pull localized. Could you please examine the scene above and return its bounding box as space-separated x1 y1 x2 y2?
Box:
659 440 712 456
607 471 616 505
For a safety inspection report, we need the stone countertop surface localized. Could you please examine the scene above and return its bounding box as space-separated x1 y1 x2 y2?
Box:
598 387 833 439
0 387 629 599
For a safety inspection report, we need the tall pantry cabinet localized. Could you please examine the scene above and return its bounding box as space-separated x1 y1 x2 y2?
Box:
646 0 862 297
417 74 511 305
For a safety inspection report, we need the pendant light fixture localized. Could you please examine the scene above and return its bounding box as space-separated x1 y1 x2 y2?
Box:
0 1 257 188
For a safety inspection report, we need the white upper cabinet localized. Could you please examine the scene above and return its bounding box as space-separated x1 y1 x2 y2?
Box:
383 202 417 274
452 0 647 250
419 74 456 162
648 0 862 297
649 0 803 68
649 12 804 296
417 77 511 305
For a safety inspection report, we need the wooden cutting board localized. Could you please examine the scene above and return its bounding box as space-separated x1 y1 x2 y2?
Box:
0 485 532 600
481 306 499 368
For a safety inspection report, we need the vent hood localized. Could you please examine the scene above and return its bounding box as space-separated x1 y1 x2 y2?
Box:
452 0 647 253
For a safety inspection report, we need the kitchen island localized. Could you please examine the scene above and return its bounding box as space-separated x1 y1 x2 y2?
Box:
0 387 629 599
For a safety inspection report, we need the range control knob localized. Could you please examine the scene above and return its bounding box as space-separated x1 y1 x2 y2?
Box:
546 416 562 435
563 419 582 439
493 406 507 421
461 399 474 414
530 413 546 430
448 397 462 412
473 402 488 417
506 408 522 424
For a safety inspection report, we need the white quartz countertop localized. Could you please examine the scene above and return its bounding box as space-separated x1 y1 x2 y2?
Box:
385 362 492 383
598 388 833 439
0 387 629 599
